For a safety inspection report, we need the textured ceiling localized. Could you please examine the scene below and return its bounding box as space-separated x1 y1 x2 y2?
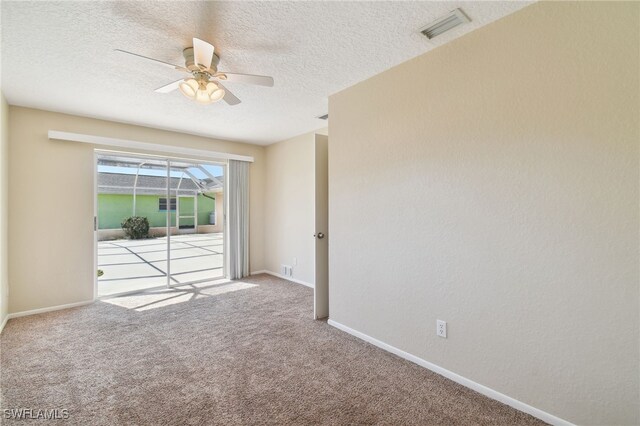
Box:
0 1 531 145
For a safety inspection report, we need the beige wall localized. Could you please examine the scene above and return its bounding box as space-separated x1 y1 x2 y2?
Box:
328 2 639 425
8 106 265 313
264 131 317 285
0 93 9 326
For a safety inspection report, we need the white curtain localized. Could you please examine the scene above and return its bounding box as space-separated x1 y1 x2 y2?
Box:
228 160 249 279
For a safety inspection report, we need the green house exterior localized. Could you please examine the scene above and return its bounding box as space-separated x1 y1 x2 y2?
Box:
97 193 216 229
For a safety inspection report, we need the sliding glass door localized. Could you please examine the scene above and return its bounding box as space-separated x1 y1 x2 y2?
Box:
167 160 225 286
95 152 226 297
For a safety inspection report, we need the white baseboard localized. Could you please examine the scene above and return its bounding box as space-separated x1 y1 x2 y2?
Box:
6 300 94 320
251 270 314 289
0 314 8 334
327 319 574 426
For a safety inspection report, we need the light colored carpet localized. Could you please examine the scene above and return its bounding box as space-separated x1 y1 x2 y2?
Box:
0 274 545 425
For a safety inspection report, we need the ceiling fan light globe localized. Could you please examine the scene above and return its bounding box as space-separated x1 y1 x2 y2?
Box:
205 82 225 103
195 89 214 104
205 81 218 94
178 78 198 99
210 88 225 102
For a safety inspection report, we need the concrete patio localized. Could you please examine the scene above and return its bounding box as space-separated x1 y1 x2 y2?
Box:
98 233 224 297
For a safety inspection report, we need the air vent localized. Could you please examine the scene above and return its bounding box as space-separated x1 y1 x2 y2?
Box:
317 114 329 120
420 9 470 40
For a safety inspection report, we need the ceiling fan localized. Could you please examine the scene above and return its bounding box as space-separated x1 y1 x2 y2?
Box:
116 38 274 106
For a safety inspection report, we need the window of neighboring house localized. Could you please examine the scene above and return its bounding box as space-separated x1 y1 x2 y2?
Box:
158 197 177 211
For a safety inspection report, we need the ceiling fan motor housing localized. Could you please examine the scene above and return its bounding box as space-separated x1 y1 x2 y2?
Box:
183 47 220 73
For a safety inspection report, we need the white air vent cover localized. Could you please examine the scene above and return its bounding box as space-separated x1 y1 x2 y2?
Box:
420 9 470 40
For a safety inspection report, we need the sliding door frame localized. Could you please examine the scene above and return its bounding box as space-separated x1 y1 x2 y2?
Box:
94 149 228 299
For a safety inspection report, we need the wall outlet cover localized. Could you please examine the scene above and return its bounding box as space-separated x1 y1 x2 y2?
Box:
281 264 293 277
437 320 447 338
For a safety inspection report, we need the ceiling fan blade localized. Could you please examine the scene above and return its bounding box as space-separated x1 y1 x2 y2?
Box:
155 79 183 93
115 49 189 72
193 38 215 69
217 83 241 106
216 72 274 87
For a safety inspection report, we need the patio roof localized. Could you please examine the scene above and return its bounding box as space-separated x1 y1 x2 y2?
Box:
96 154 224 196
97 172 219 196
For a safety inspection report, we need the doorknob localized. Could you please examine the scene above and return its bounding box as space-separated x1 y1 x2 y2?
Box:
314 232 325 239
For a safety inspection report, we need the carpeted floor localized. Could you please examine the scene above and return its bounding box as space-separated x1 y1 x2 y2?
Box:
0 274 545 425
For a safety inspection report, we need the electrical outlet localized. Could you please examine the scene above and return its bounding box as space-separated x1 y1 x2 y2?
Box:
281 265 293 277
437 320 447 338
